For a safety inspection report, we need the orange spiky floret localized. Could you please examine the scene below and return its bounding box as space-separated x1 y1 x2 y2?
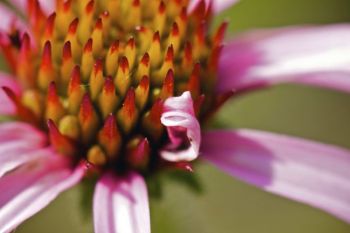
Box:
117 88 138 134
98 76 119 118
115 56 131 96
46 82 65 124
68 66 85 114
91 18 103 57
4 0 226 174
81 38 94 81
89 59 104 100
98 114 122 159
135 75 150 109
159 69 174 100
38 41 56 90
79 93 99 143
42 13 56 44
136 52 150 83
105 40 119 76
65 18 81 62
47 119 77 156
17 33 34 88
127 137 150 170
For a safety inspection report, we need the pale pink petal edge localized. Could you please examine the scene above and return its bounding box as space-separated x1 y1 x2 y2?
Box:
160 91 201 162
11 0 55 15
0 156 86 233
93 172 150 233
201 129 350 223
189 0 240 13
217 24 350 94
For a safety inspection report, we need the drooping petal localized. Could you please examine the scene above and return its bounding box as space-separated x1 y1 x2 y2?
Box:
217 24 350 94
93 172 150 233
0 143 48 178
160 91 201 162
0 122 45 144
0 123 46 176
11 0 55 15
0 153 86 233
201 129 350 223
0 73 21 115
188 0 240 13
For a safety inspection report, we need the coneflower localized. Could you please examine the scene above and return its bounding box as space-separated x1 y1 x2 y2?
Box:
0 0 349 232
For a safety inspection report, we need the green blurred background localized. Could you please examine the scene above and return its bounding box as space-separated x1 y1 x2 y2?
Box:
3 0 349 232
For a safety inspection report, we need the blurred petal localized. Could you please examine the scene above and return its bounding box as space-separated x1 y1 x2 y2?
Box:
11 0 55 15
0 122 44 143
202 129 350 223
292 72 350 93
0 137 50 178
0 154 85 233
0 73 21 115
189 0 240 13
93 172 150 233
0 4 27 31
161 91 201 162
218 25 350 93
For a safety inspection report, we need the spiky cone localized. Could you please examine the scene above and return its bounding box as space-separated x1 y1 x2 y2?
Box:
117 88 138 134
60 41 75 86
81 39 94 81
45 82 65 124
38 41 57 91
126 137 150 170
105 40 120 76
2 0 226 174
67 66 85 114
17 33 35 88
98 76 120 118
79 94 99 144
47 119 77 156
98 114 122 160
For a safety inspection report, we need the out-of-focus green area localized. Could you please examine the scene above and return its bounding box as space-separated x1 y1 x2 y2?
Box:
7 0 349 232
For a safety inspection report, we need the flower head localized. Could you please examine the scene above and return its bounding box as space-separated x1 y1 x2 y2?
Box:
2 0 227 172
0 0 350 232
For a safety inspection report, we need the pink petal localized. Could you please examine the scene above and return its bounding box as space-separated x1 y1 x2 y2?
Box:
0 154 85 233
218 24 350 93
160 91 201 162
188 0 240 13
0 4 27 31
0 143 48 178
0 122 45 144
201 129 350 223
11 0 55 15
93 172 150 233
0 73 21 115
0 122 46 178
0 123 47 176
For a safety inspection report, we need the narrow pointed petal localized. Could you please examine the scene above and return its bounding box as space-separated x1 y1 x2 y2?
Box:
201 129 350 223
93 172 150 233
0 154 85 233
188 0 240 13
218 25 350 93
160 91 201 162
0 74 22 115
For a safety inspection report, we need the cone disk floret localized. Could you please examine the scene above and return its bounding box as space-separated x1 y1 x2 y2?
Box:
2 0 227 174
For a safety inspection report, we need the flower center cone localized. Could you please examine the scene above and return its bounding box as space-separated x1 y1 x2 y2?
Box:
2 0 228 174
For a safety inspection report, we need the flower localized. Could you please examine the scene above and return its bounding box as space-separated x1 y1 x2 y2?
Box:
0 0 349 232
